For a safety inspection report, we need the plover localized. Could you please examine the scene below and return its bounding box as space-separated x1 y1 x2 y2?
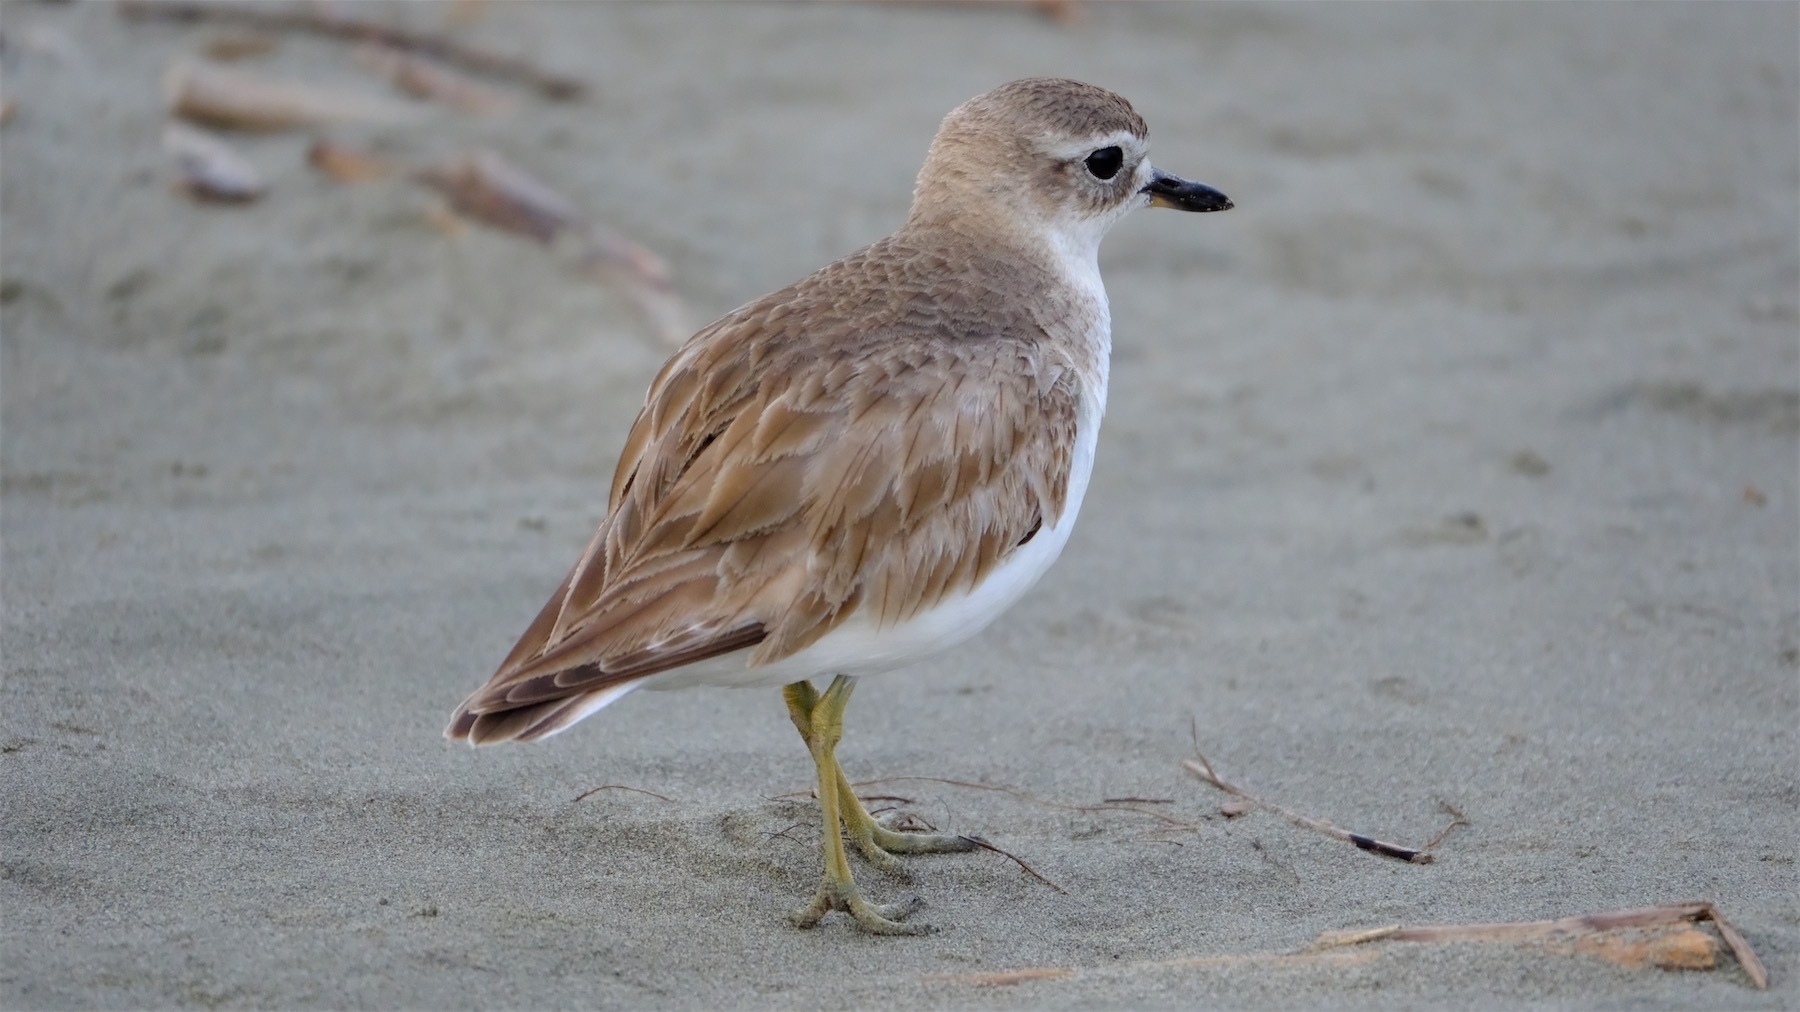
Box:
448 78 1231 934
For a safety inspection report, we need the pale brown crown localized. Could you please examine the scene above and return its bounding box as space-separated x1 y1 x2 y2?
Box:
910 78 1154 236
943 77 1148 145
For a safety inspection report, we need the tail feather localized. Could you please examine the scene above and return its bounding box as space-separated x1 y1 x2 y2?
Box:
446 682 639 745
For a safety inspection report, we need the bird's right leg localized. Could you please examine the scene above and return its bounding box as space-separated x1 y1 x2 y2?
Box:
781 676 928 934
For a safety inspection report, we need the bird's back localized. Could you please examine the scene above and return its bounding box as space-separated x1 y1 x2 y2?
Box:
448 226 1105 744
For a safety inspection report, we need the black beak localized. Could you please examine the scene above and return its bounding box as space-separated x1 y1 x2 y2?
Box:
1141 169 1233 213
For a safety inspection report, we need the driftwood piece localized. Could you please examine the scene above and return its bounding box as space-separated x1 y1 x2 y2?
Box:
413 150 579 243
355 44 513 115
927 902 1768 991
306 139 394 184
164 122 266 203
166 60 412 133
202 31 278 61
413 151 691 344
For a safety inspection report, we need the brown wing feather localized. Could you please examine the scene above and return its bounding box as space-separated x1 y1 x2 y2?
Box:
446 234 1091 743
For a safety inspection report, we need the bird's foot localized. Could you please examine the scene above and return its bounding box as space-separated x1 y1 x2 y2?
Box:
844 811 979 875
789 875 930 935
839 784 980 874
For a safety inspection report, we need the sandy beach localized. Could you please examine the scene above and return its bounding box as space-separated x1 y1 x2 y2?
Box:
3 2 1795 1007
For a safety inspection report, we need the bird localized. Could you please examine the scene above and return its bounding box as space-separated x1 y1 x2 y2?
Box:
447 77 1231 934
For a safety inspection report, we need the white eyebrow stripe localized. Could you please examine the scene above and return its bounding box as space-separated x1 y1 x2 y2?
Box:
1051 131 1146 160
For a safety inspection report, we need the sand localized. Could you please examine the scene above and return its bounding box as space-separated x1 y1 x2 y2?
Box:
2 2 1795 1007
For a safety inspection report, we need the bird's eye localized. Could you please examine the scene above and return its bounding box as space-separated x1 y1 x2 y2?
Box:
1084 146 1124 180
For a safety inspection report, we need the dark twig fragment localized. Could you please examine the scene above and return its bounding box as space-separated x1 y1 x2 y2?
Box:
960 835 1066 894
850 775 1200 830
1181 754 1462 864
766 822 811 845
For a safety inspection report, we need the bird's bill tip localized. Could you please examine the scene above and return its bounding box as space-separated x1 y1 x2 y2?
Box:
1142 169 1233 213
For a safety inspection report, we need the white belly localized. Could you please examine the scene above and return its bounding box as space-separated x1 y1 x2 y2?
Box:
641 385 1106 693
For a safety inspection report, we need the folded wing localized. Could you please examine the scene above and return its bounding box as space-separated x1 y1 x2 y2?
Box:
447 260 1083 745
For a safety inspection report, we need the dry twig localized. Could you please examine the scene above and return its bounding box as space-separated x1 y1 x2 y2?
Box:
848 775 1201 830
925 967 1076 987
121 0 587 99
959 834 1066 894
571 784 675 804
765 821 811 845
1181 753 1465 864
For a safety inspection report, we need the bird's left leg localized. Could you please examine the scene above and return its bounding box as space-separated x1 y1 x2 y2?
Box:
782 676 926 933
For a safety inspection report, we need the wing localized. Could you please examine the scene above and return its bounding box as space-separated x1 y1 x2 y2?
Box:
447 243 1087 744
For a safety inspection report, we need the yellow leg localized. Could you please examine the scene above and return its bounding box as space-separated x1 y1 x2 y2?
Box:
782 676 972 933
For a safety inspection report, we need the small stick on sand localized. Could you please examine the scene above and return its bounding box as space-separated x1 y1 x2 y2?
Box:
1181 753 1466 864
765 822 812 844
120 0 587 100
850 775 1201 830
1421 801 1469 850
959 835 1066 894
571 784 675 804
925 967 1076 987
